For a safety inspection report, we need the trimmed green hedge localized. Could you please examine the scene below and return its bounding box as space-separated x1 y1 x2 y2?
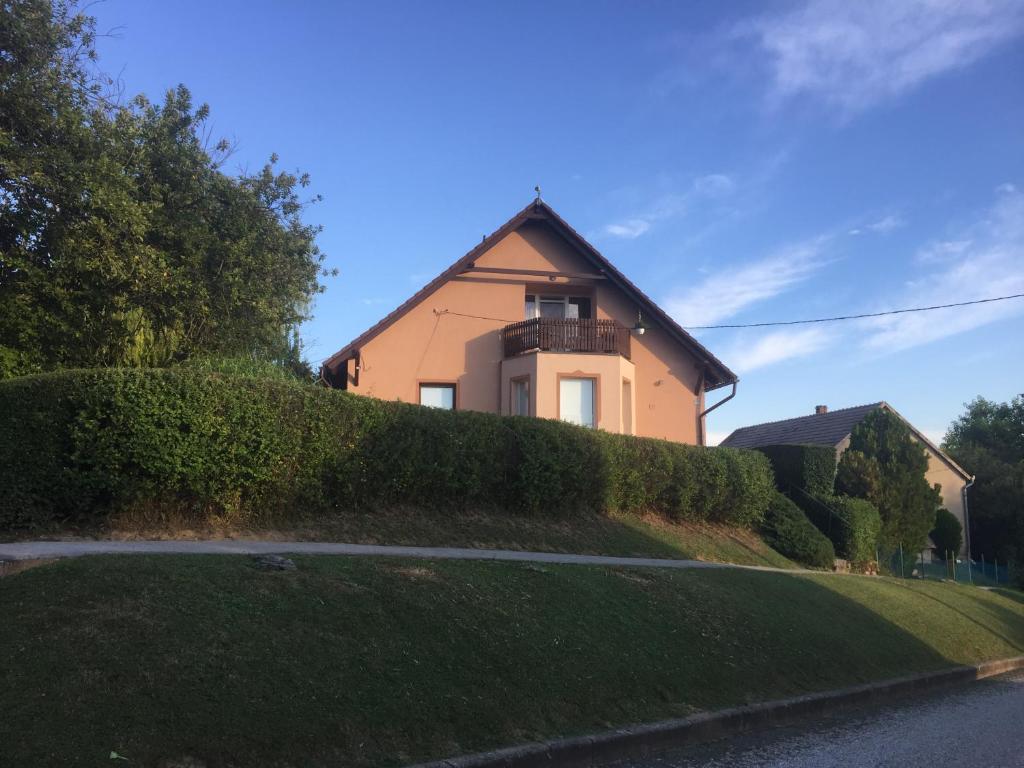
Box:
794 491 882 565
759 491 836 569
757 444 837 496
0 369 775 530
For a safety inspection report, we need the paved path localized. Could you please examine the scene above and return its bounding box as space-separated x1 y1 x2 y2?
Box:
610 669 1024 768
0 539 792 572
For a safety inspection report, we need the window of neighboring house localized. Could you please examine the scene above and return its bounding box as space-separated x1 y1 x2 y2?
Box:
559 377 596 428
419 383 455 410
511 376 530 417
525 295 592 320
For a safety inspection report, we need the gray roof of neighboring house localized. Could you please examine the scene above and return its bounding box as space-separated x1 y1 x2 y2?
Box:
719 403 884 449
719 401 972 481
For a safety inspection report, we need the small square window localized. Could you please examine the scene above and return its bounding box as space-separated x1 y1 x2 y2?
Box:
420 383 455 410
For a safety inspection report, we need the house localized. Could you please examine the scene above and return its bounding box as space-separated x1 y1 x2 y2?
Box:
320 197 738 444
720 403 974 553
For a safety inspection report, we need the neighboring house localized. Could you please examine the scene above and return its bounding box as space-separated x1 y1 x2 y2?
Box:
321 198 738 444
720 403 974 553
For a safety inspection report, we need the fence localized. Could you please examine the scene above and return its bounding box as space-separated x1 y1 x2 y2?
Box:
882 545 1013 586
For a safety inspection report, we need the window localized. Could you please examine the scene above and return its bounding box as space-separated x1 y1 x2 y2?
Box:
511 377 530 416
622 378 633 435
559 377 596 428
419 383 455 410
525 295 592 320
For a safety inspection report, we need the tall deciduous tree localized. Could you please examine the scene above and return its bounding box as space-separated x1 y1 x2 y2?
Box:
835 409 941 552
0 0 329 378
943 396 1024 565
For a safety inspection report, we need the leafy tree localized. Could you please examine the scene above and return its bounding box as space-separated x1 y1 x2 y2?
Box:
836 409 941 552
943 396 1024 566
1 1 329 378
930 508 962 559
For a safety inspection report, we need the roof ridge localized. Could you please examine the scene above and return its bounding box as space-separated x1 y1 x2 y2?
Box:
728 402 884 434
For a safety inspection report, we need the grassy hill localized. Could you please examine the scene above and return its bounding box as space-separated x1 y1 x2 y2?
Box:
2 555 1022 767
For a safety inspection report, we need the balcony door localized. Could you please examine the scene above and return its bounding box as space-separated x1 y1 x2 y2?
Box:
525 295 592 320
559 376 596 428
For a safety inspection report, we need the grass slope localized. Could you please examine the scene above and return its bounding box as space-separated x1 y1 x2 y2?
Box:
3 556 1022 767
40 509 798 569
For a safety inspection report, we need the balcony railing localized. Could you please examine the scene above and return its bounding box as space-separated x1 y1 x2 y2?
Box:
502 317 631 359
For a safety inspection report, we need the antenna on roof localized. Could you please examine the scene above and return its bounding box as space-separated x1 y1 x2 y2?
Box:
534 185 542 202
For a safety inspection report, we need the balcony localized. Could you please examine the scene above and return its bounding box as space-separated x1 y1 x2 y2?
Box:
502 317 631 359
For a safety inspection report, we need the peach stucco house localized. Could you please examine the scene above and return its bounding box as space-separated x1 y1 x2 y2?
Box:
321 198 738 445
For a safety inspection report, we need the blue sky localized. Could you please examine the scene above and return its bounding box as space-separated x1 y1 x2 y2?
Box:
91 0 1024 444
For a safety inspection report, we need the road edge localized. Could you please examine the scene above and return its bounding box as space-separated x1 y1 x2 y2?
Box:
408 655 1024 768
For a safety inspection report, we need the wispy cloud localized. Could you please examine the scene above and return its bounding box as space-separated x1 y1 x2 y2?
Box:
736 0 1024 113
664 239 828 326
867 214 904 233
862 184 1024 352
725 328 834 373
604 219 651 239
603 175 734 239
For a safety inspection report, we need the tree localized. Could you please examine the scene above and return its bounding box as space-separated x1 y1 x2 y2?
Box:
835 409 941 552
1 1 329 378
930 508 962 560
943 396 1024 566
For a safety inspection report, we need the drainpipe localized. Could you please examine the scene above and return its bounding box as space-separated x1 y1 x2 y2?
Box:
698 380 737 446
962 475 975 560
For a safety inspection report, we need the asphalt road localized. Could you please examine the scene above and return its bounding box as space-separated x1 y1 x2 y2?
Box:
611 669 1024 768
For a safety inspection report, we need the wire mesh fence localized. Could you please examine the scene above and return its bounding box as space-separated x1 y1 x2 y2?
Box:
879 546 1013 586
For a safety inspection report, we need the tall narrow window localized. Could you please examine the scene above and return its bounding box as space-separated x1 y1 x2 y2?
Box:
622 378 633 435
511 377 530 417
559 377 596 428
419 383 455 410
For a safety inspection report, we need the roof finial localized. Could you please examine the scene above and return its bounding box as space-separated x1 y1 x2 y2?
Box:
534 185 542 202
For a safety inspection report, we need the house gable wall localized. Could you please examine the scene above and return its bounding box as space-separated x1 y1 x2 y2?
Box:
344 219 704 443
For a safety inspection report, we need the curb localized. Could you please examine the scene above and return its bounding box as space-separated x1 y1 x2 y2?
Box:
408 656 1024 768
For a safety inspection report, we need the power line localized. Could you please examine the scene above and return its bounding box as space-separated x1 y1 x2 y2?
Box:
685 293 1024 330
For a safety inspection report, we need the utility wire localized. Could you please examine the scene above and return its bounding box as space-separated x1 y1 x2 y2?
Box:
685 293 1024 329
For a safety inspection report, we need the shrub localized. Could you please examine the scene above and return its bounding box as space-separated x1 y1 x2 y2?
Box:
759 491 835 569
756 444 837 496
0 368 775 530
795 492 882 566
930 508 963 559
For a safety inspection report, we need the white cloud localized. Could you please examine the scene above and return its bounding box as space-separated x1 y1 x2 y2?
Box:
705 430 730 447
360 297 388 306
867 214 905 233
693 173 736 197
664 239 828 326
737 0 1024 112
603 175 736 239
725 328 834 373
915 238 972 263
862 185 1024 352
604 219 651 239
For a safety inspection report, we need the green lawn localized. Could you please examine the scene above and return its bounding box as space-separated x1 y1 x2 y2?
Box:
2 556 1022 767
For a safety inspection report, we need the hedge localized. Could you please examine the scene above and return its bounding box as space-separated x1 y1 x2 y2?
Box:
794 491 882 565
759 491 836 569
756 444 837 496
0 368 776 530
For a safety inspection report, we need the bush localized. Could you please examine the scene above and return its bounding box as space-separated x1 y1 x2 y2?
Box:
759 491 836 569
930 508 963 559
794 492 881 566
0 368 775 530
756 444 837 496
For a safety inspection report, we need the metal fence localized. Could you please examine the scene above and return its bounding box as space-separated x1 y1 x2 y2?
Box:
880 546 1013 586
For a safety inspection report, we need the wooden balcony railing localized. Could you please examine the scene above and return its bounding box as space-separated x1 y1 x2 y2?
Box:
502 317 631 359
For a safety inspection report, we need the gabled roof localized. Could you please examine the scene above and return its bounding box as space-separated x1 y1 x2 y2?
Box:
720 403 884 449
720 402 972 481
321 199 738 389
